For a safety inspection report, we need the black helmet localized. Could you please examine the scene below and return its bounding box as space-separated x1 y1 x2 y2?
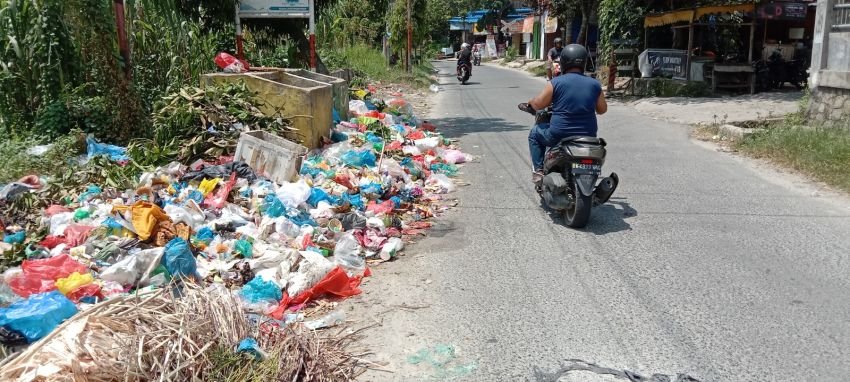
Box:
554 37 563 45
560 44 587 71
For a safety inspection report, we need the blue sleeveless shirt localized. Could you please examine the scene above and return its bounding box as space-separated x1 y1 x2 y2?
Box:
549 72 601 138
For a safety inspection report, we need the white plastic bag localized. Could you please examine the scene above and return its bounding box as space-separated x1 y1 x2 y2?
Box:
286 251 334 297
426 173 457 193
164 203 205 230
276 179 311 209
333 233 364 275
414 137 440 151
100 248 164 286
402 145 422 156
441 149 469 164
49 212 74 236
349 100 369 116
379 237 404 261
381 159 406 178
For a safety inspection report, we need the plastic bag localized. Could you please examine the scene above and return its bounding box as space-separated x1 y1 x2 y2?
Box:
334 234 364 275
381 159 406 178
426 174 457 193
45 205 71 217
86 136 129 162
3 231 25 244
206 172 237 209
240 277 282 303
112 201 171 241
0 290 77 342
236 337 267 360
414 137 440 151
235 240 253 258
340 193 365 210
442 149 468 164
340 150 377 168
100 248 164 286
303 309 346 330
54 272 94 295
63 224 95 247
276 180 311 209
162 238 197 279
430 163 459 177
9 254 88 297
49 212 74 237
198 178 221 197
366 200 394 216
214 52 248 73
402 145 422 156
286 251 334 297
307 187 339 207
164 203 205 231
277 266 367 317
349 100 369 116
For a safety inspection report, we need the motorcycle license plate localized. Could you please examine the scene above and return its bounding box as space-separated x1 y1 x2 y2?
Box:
572 163 601 172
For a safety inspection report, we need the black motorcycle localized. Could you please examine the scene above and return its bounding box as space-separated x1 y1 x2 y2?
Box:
518 103 619 228
457 62 471 84
752 59 771 92
767 50 807 90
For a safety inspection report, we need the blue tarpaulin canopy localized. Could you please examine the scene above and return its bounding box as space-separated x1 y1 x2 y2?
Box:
449 8 533 31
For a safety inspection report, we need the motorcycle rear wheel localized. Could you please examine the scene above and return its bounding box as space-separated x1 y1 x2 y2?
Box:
565 190 592 228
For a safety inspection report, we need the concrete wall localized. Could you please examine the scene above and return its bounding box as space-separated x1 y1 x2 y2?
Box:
807 0 850 125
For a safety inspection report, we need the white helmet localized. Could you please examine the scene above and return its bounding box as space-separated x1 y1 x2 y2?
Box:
461 43 470 50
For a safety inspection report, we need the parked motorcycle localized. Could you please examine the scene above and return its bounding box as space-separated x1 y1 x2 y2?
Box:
518 103 619 228
457 62 471 84
767 50 807 90
752 59 771 92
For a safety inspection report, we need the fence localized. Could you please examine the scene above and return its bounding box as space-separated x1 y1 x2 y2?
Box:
835 0 850 30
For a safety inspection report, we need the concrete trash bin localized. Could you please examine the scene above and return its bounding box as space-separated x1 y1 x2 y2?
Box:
203 71 332 149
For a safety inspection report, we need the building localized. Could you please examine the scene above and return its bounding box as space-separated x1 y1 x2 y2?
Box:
808 0 850 124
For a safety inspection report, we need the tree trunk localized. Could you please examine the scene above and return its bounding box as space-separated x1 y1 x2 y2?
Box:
577 12 589 45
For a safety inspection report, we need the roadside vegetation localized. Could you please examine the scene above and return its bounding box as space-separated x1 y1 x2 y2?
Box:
697 95 850 193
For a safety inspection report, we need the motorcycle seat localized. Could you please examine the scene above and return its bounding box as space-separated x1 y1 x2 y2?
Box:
558 136 606 147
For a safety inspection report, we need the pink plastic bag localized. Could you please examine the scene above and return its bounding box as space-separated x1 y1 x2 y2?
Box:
205 173 237 209
63 224 95 247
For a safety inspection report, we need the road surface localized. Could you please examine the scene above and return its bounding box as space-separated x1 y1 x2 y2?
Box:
349 62 850 381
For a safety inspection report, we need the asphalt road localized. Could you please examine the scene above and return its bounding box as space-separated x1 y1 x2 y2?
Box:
351 61 850 382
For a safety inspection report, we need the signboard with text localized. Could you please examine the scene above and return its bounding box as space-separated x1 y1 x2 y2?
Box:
640 49 687 79
757 2 808 20
239 0 310 18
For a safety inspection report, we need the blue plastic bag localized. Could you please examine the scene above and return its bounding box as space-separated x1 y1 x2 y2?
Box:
307 188 339 207
237 337 266 360
287 209 317 227
262 194 285 217
332 108 341 124
235 239 253 258
3 231 25 244
86 135 129 162
162 238 197 278
0 291 78 343
341 193 365 210
365 132 384 144
78 185 102 202
390 196 402 208
240 277 282 303
360 182 383 196
341 150 377 168
331 129 348 143
194 227 215 244
186 190 204 204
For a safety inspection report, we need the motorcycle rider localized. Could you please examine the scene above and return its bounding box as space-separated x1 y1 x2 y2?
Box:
546 38 564 80
527 44 607 183
458 43 472 76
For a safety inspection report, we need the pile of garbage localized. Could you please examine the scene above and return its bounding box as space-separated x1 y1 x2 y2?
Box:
0 87 468 378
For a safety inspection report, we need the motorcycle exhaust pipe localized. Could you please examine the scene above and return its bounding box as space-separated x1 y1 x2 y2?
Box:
593 172 619 205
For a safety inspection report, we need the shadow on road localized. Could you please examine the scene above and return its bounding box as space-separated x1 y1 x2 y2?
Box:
428 116 528 140
585 197 636 235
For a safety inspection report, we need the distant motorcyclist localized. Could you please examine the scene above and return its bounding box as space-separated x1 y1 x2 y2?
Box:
458 43 473 75
546 38 564 80
527 44 607 183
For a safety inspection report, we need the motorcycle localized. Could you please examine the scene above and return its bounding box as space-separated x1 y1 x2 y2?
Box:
767 50 807 90
457 61 471 84
752 59 771 92
552 62 562 78
518 103 619 228
473 51 482 66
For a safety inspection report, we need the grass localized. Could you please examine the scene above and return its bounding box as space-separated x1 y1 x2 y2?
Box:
529 65 547 77
322 44 434 88
738 123 850 192
0 133 84 183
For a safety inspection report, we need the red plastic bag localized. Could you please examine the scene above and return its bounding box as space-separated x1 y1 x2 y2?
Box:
63 224 95 247
385 141 403 152
9 254 89 297
39 235 65 249
366 200 394 215
420 121 437 132
66 283 103 303
45 205 71 217
214 52 249 73
18 175 42 189
407 130 426 140
269 266 369 319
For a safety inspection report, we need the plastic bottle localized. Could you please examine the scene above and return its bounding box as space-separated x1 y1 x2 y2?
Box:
303 309 346 330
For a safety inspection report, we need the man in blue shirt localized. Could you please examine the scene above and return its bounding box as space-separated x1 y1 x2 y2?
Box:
527 44 607 183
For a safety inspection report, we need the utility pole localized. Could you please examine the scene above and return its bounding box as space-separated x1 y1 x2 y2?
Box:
406 0 412 72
